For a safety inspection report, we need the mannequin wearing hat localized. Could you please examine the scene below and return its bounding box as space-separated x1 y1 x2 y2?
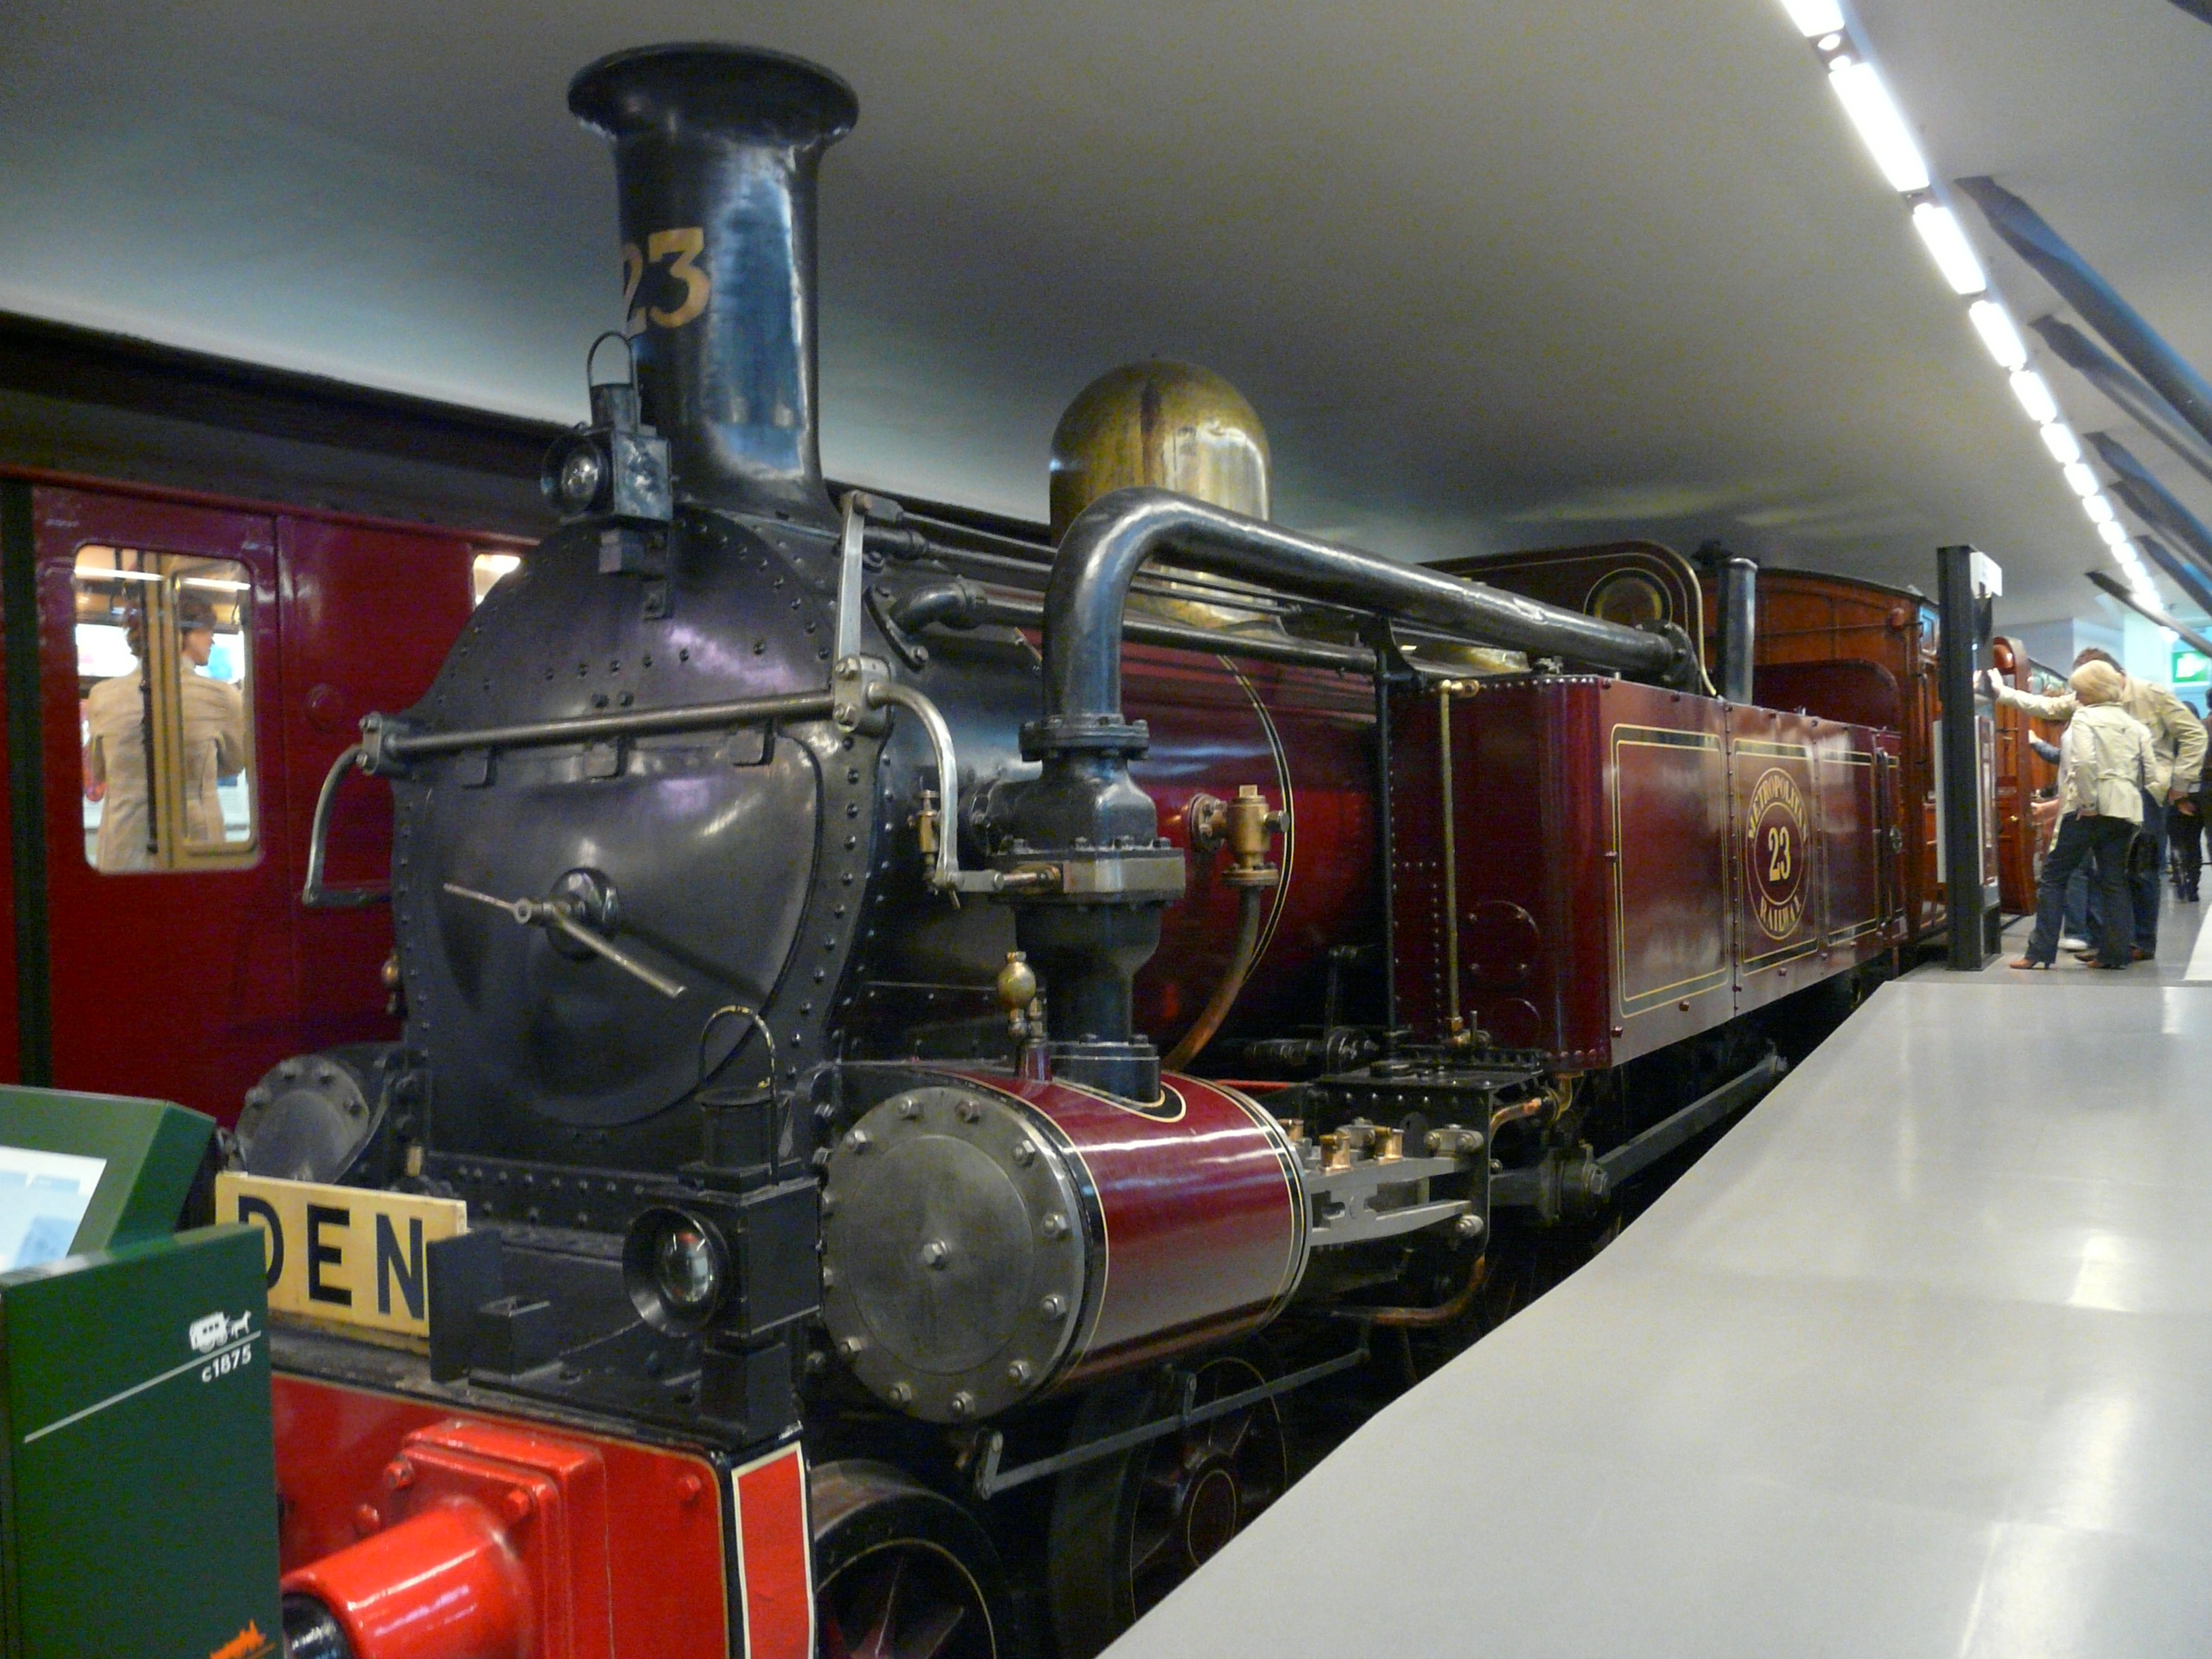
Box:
83 596 247 871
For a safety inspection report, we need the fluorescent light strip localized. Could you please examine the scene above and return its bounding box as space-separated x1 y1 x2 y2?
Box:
1784 4 2170 612
1782 0 1846 35
2007 370 2057 425
1967 300 2028 370
1910 203 1988 296
1825 60 1931 192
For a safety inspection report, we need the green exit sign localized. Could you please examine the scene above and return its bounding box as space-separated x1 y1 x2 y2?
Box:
2176 648 2211 687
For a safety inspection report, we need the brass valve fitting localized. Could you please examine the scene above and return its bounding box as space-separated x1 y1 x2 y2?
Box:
1223 783 1283 888
997 951 1041 1042
914 787 941 857
1187 785 1283 886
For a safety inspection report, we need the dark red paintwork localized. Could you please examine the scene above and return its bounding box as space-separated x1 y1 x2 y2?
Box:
950 1069 1304 1385
1729 707 1828 1017
0 597 17 1076
1124 648 1374 1045
8 475 494 1119
1389 677 1900 1069
272 1373 733 1655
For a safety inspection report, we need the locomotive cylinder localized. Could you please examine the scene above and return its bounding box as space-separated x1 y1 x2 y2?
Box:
819 1075 1305 1423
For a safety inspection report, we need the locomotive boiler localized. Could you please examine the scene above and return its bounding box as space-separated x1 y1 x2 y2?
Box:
248 41 1908 1659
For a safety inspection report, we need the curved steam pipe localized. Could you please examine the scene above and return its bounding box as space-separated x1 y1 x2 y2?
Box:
1035 488 1691 738
1162 885 1267 1071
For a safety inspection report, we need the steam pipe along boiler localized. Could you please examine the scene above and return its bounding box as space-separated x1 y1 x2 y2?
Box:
245 41 1905 1658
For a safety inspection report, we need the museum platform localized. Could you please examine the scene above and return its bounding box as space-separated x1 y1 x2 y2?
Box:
1107 900 2212 1657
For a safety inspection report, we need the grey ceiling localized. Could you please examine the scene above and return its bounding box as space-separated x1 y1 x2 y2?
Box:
3 0 2206 628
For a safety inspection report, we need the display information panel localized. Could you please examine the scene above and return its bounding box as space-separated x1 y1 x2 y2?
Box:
0 1086 213 1257
0 1147 108 1270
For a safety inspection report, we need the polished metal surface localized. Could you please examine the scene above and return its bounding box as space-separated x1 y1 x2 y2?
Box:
568 44 857 524
821 1086 1088 1422
1048 361 1271 541
1108 916 2212 1658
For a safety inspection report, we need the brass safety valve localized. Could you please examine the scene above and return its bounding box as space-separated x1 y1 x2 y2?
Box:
1224 784 1283 888
1186 784 1284 888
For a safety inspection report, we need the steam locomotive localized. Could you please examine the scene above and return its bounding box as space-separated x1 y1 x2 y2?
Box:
242 41 1964 1659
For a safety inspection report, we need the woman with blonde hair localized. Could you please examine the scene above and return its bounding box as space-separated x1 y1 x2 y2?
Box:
2011 657 2154 969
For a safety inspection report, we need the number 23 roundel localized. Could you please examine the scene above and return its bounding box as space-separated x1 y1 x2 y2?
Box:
1744 767 1809 941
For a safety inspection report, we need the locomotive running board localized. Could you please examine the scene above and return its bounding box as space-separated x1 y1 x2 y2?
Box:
969 1340 1371 1500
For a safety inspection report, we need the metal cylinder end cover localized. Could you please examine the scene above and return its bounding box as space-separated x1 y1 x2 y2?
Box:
821 1086 1090 1422
237 1050 377 1185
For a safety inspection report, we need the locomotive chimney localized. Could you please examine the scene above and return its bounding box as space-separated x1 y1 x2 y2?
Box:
569 44 857 527
1698 542 1758 704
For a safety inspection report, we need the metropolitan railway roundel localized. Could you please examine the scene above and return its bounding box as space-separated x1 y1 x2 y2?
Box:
1744 766 1809 941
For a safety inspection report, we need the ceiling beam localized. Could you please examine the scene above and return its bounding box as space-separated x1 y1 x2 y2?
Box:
2030 317 2212 492
2090 432 2212 581
2138 535 2212 618
1957 176 2212 455
2087 569 2212 657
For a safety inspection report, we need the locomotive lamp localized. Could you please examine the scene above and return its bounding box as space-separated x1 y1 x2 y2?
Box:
624 1204 731 1331
539 333 673 575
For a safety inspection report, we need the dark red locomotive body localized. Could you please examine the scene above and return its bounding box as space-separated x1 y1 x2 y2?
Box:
1389 675 1900 1069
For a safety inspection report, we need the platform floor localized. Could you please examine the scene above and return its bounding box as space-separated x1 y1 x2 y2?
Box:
1108 936 2212 1657
1920 888 2212 987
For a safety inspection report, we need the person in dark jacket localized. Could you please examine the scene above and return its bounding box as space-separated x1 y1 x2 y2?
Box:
2169 707 2209 902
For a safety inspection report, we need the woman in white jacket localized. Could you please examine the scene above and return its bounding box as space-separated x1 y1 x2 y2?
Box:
2011 659 2154 969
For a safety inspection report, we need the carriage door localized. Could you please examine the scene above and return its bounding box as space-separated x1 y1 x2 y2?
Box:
1875 743 1904 940
30 485 293 1119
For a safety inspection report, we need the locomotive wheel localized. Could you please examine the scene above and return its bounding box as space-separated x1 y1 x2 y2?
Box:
813 1460 1010 1659
1048 1353 1290 1659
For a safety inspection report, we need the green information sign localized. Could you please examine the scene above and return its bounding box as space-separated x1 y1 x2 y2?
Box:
0 1226 280 1658
2175 647 2210 687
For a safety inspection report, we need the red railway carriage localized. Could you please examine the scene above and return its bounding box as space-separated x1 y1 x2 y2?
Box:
1989 634 2059 914
0 468 509 1121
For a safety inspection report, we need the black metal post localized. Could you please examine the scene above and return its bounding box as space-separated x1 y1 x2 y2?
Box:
1938 544 1996 970
1697 542 1759 704
1 482 50 1084
1367 622 1401 1044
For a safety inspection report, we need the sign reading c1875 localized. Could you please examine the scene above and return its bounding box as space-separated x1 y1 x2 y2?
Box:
1744 766 1809 940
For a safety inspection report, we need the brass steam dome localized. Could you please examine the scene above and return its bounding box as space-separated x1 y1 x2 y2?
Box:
1048 361 1271 538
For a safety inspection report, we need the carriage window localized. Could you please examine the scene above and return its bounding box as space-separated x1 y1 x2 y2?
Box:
73 546 259 873
472 551 521 606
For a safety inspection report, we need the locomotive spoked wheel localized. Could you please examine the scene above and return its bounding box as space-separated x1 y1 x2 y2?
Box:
1048 1353 1290 1659
813 1460 1010 1659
